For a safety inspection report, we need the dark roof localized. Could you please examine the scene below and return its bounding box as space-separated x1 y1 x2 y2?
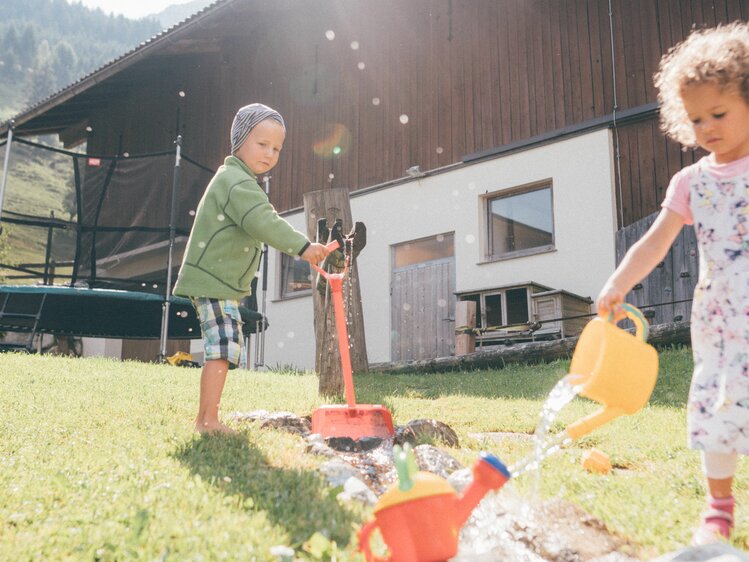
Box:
0 0 240 139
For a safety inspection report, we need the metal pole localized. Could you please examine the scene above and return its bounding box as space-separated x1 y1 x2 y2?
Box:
43 211 55 285
159 135 182 362
0 120 15 234
254 174 271 368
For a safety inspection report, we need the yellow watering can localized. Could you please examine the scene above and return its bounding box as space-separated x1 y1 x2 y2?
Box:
564 303 659 440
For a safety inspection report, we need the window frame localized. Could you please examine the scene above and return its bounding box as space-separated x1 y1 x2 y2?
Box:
480 180 555 262
461 288 532 331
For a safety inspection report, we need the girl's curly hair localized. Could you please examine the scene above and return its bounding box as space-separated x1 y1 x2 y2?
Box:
654 21 749 147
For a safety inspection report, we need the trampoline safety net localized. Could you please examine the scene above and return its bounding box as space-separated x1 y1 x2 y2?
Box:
0 137 214 293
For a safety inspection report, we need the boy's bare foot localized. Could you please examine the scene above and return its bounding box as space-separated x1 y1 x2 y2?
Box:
195 421 236 434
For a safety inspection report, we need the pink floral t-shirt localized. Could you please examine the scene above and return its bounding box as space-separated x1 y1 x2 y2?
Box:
661 152 749 224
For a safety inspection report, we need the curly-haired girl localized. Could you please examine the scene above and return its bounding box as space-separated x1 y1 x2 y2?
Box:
597 21 749 545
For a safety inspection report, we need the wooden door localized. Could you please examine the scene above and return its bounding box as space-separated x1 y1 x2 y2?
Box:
391 234 455 361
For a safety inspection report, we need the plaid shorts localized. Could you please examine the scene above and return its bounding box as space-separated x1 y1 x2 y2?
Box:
191 298 244 368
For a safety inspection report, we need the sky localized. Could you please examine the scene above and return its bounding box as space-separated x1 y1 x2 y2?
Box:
67 0 197 20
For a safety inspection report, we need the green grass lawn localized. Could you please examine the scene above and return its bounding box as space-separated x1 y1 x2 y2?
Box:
0 347 747 560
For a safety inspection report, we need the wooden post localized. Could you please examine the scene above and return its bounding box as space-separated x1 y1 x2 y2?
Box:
303 189 369 397
454 300 476 356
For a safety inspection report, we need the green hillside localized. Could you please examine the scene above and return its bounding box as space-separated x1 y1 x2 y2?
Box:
0 0 161 117
0 139 77 280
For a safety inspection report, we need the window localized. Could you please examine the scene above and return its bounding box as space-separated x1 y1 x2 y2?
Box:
458 286 535 331
486 184 554 260
279 253 312 299
393 233 454 269
506 288 529 324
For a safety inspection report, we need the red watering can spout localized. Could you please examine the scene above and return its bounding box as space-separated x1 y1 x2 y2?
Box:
455 453 511 527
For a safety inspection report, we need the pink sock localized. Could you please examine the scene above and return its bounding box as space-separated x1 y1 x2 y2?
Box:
709 496 735 516
701 496 735 540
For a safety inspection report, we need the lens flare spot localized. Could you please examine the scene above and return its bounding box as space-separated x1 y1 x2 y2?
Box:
198 241 206 248
399 114 409 124
312 123 352 159
287 331 295 339
465 234 476 244
350 41 360 50
325 30 335 40
277 341 286 349
189 210 196 216
402 303 411 311
436 234 445 242
372 97 380 106
357 62 365 70
438 298 447 308
436 146 444 154
178 91 186 97
217 214 225 221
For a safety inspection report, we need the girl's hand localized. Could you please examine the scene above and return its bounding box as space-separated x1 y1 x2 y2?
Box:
596 281 627 320
300 242 331 265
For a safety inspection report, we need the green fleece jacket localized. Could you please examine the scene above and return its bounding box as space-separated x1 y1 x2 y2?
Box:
173 156 310 300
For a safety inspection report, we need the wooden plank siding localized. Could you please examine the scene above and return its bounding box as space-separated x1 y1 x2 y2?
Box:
615 211 699 326
80 0 745 225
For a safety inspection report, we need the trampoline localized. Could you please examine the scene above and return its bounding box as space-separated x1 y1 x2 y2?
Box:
0 133 269 359
0 284 266 352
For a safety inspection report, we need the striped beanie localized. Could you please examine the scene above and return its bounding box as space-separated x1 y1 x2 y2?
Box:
230 103 285 154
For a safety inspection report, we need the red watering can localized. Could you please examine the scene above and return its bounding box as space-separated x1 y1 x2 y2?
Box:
359 444 510 562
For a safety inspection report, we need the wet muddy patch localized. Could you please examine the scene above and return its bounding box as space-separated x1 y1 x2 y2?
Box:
230 410 640 561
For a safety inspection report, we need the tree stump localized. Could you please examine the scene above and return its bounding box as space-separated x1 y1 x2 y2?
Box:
303 189 369 397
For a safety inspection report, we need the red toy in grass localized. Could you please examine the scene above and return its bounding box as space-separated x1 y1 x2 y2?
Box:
310 241 394 439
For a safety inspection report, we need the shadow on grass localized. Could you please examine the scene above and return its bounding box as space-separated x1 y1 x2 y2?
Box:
353 346 693 409
172 432 359 547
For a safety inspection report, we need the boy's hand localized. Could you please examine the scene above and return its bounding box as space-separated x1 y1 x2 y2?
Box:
301 242 331 265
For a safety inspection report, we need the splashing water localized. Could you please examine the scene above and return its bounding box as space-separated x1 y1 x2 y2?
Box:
454 484 538 561
455 378 583 559
509 377 583 483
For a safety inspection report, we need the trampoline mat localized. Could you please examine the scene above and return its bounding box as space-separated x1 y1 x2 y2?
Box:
0 285 266 340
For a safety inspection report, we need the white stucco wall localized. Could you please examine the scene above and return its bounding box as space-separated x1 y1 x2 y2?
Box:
81 337 122 359
259 128 617 370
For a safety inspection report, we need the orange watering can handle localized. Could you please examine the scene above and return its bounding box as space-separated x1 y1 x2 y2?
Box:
566 406 624 440
359 520 390 562
607 303 649 342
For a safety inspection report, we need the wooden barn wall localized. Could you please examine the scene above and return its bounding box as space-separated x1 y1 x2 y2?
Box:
85 0 746 223
615 119 707 228
616 211 699 326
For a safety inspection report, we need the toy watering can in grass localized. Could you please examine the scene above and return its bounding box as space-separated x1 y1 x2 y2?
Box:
564 303 659 440
358 444 510 562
